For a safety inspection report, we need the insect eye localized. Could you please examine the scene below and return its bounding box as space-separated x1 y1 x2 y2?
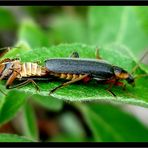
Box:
126 75 134 83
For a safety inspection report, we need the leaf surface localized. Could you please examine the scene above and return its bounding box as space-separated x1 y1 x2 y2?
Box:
0 90 28 126
2 43 148 108
0 134 35 142
79 103 148 142
21 103 39 141
88 6 148 56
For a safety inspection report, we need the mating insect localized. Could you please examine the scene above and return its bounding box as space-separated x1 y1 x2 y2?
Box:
0 47 147 96
45 49 148 96
0 58 53 95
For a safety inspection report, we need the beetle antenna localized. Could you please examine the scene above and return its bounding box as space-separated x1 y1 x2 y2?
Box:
134 74 148 80
0 46 20 51
131 50 148 75
0 46 20 58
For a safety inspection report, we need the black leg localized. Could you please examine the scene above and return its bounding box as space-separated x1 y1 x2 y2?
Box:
6 79 40 91
106 89 116 97
105 79 117 97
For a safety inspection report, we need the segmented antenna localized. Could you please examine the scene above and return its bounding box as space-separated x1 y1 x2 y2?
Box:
131 50 148 80
131 51 148 75
0 46 20 58
0 46 20 50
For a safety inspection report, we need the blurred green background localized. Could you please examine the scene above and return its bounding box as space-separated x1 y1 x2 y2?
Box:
0 6 148 142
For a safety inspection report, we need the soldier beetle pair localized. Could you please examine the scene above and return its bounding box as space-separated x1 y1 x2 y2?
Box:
0 46 147 97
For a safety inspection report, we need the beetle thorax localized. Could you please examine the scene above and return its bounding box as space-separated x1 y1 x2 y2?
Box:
113 66 129 80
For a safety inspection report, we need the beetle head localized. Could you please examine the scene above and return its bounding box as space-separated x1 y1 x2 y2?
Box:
0 62 14 79
0 59 21 80
113 66 135 86
126 74 135 87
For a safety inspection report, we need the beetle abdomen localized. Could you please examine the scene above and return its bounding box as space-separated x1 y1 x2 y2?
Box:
45 58 114 79
18 63 46 78
51 72 84 80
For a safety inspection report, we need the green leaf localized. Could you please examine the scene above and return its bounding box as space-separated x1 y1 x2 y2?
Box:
21 103 39 141
58 112 86 137
18 19 49 48
2 43 148 108
0 8 17 30
79 103 148 142
88 6 148 56
135 6 148 35
1 42 32 61
0 87 6 113
0 90 28 126
48 14 88 44
0 134 35 142
32 94 63 111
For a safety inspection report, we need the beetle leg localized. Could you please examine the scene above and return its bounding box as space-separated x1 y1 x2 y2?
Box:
0 58 12 64
105 79 118 97
95 47 102 59
122 84 126 90
49 74 88 94
0 58 20 64
0 70 16 96
5 70 20 88
5 68 39 91
6 78 40 91
9 68 22 78
69 52 79 58
0 47 11 51
106 89 116 97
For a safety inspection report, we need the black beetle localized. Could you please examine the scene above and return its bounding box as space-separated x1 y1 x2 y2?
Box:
45 50 136 96
0 48 147 96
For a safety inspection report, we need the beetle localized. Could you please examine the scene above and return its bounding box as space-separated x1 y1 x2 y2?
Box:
0 58 53 95
0 48 147 96
0 46 58 95
45 49 140 96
